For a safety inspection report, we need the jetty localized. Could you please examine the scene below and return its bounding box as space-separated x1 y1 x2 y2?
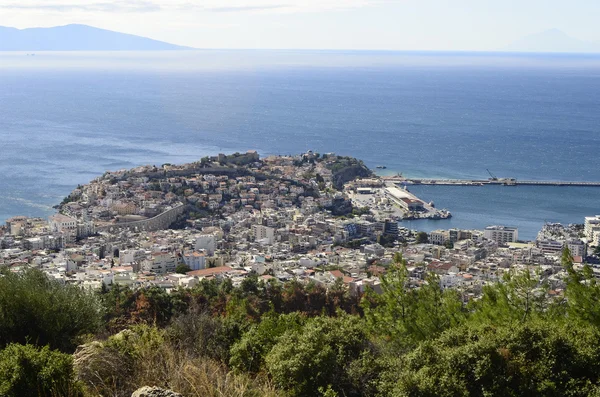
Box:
382 176 600 187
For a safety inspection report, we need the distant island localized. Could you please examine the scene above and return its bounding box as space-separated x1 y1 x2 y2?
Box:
505 28 600 53
0 24 191 51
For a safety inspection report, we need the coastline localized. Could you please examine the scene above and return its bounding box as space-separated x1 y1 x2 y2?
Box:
3 158 600 242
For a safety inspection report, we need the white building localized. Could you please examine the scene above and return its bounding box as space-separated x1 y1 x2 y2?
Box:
120 249 147 265
430 229 480 246
143 252 178 274
537 240 564 254
195 234 216 255
49 214 77 234
77 221 96 239
113 271 135 287
440 273 462 290
585 216 600 243
24 237 45 251
567 240 587 258
166 274 198 288
253 225 275 245
364 243 385 257
430 230 448 245
182 251 207 271
6 216 28 236
484 226 518 245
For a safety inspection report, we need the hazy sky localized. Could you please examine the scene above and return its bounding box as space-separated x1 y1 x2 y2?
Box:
1 0 599 50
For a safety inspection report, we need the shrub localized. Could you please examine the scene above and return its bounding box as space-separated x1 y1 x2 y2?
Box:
388 320 600 396
0 343 81 397
0 269 101 353
265 314 372 396
230 312 305 373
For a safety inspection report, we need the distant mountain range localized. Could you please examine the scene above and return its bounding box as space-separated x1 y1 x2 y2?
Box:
506 29 600 53
0 24 190 51
2 24 598 53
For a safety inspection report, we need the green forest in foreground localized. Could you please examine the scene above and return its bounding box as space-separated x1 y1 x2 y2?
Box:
2 248 600 396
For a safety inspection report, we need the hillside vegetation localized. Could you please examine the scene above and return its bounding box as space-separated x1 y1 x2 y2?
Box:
2 248 600 396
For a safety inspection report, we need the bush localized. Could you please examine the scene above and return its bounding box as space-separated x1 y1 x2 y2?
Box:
265 314 372 396
230 312 305 373
167 311 237 363
175 263 191 274
0 269 101 352
0 343 81 397
387 320 600 396
75 326 165 397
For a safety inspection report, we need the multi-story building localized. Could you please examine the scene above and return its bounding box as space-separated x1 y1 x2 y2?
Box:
484 226 518 245
537 240 564 254
430 229 477 245
49 214 77 234
77 221 96 239
430 230 448 245
143 252 178 274
567 239 587 258
6 216 29 236
49 214 79 242
182 251 206 271
120 249 147 265
253 225 275 245
383 219 399 237
195 234 216 255
112 202 138 216
585 216 600 243
449 229 460 243
537 238 586 258
363 243 385 257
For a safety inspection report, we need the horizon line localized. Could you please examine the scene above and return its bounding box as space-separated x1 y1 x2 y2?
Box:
2 48 600 55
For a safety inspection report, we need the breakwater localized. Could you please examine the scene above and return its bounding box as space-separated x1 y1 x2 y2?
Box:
383 177 600 187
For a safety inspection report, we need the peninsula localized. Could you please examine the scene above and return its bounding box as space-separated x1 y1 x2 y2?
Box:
2 150 591 292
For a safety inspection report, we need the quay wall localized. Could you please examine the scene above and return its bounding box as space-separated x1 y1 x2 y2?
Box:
97 204 186 233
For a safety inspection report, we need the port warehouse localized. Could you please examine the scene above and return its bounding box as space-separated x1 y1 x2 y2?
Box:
384 186 425 211
356 186 427 212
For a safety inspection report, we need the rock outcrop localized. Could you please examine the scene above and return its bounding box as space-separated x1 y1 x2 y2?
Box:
132 386 183 397
331 164 374 190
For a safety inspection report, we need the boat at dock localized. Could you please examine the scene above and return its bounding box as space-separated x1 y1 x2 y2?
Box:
428 209 452 220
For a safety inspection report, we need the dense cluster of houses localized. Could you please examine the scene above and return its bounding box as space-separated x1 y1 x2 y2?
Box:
0 152 595 301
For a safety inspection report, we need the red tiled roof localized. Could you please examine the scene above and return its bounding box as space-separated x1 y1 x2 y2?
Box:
187 266 233 277
112 266 133 272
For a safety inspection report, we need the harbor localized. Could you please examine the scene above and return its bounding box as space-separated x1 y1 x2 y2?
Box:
348 181 452 221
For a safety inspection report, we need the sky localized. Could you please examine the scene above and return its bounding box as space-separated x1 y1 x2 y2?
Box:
0 0 599 50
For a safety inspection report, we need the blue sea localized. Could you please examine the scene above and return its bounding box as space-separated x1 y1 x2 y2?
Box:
1 50 600 240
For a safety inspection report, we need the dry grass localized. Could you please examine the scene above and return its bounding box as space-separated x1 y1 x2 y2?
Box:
75 329 281 397
147 350 280 397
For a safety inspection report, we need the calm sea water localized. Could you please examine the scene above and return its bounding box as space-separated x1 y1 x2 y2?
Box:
1 50 600 240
